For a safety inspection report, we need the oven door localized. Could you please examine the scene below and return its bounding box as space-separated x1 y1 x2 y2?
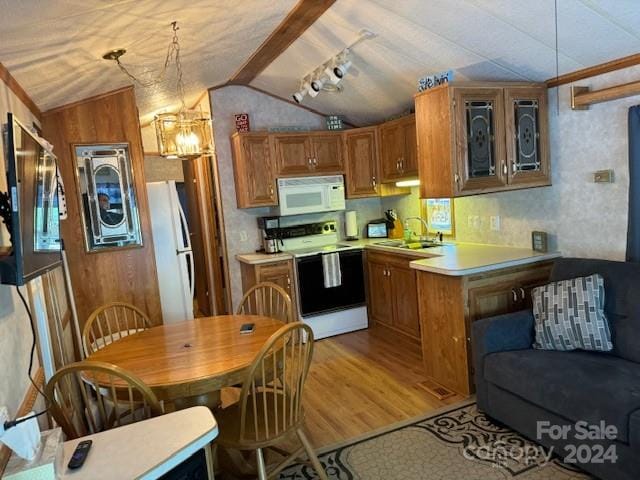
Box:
295 250 366 317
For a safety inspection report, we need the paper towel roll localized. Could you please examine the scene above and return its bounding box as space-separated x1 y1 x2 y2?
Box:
345 210 358 239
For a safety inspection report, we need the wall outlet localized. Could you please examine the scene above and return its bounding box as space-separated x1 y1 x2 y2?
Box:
467 215 481 230
490 216 501 231
594 169 614 183
239 231 249 242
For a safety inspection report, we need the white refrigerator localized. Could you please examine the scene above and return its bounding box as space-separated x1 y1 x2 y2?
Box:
146 181 194 323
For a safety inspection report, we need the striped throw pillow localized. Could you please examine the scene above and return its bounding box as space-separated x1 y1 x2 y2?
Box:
532 274 613 352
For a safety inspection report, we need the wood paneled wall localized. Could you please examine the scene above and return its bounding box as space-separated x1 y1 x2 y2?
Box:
42 86 162 330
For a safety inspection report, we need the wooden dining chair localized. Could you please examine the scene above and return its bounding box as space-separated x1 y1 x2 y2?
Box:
83 302 152 356
216 322 327 480
44 361 164 439
236 282 293 324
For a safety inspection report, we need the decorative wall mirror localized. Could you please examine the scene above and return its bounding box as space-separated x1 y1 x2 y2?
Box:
74 144 142 252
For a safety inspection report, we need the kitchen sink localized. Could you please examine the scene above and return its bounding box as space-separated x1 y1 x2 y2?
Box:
373 240 440 249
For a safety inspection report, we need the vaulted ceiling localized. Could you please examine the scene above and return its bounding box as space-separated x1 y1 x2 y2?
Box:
1 0 640 126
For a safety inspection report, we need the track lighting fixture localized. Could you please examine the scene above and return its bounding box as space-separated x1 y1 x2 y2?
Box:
290 29 376 103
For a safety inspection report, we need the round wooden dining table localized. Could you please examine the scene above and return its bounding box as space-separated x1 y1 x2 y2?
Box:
87 314 285 409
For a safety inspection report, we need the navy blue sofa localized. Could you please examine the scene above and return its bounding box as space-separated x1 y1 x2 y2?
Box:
472 258 640 480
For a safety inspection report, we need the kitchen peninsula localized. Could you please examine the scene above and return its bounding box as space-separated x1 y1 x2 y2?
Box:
238 240 559 399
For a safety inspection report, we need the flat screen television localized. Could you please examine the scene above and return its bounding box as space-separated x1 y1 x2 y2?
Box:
0 113 62 285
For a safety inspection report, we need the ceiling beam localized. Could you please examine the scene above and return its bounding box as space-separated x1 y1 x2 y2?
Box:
546 52 640 88
0 62 42 120
227 0 335 85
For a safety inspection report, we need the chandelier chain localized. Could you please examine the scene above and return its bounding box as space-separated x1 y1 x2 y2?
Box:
114 21 187 111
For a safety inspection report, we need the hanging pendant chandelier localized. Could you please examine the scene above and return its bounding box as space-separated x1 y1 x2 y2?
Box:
104 22 212 159
154 109 212 159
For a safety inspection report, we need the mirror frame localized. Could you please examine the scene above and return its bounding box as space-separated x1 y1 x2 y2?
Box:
73 143 143 253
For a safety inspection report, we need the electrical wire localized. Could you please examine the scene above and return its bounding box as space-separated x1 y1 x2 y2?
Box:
554 0 560 115
5 286 50 431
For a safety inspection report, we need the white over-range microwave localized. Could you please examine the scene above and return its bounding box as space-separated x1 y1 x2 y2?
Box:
276 175 346 216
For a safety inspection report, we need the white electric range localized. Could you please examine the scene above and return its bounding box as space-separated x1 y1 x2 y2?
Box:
277 221 368 339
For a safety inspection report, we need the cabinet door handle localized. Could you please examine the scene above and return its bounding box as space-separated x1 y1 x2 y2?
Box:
287 275 291 286
313 157 318 166
454 173 460 186
372 176 377 188
396 159 401 171
511 289 518 302
307 157 312 167
519 287 525 300
512 161 517 174
502 162 508 175
400 157 404 172
269 184 274 196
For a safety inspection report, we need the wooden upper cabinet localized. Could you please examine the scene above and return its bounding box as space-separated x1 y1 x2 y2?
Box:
379 114 417 182
379 122 404 182
231 133 277 208
454 87 507 193
309 134 343 173
402 116 418 176
274 133 343 176
415 82 550 199
273 134 311 176
344 127 379 198
504 87 550 187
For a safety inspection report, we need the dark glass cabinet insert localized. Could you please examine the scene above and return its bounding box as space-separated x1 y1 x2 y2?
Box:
465 100 496 178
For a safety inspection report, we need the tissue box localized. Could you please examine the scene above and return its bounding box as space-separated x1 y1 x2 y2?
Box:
4 428 63 480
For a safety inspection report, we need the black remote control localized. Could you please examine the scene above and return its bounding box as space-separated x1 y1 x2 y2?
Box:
68 440 92 469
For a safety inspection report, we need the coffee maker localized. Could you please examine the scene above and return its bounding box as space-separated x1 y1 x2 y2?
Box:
257 216 282 253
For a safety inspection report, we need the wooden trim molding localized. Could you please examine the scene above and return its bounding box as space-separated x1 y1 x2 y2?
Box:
0 368 46 476
0 62 42 120
209 83 357 127
42 85 134 116
570 81 640 109
546 52 640 88
228 0 335 85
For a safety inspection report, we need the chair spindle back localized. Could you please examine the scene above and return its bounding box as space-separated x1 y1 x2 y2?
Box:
83 302 152 356
44 361 163 439
238 322 313 444
236 282 293 324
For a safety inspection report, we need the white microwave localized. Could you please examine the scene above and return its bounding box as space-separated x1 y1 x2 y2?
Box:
276 175 346 216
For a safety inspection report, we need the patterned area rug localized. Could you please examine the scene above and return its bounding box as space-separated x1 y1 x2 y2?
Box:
279 402 592 480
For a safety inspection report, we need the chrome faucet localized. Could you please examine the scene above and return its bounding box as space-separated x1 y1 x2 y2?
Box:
404 216 430 241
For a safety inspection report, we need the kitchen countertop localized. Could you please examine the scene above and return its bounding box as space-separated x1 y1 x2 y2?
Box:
236 240 560 275
407 243 560 276
344 239 560 276
236 251 293 265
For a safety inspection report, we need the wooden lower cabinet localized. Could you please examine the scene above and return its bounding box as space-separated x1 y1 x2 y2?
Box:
366 251 420 341
417 261 553 396
239 259 296 313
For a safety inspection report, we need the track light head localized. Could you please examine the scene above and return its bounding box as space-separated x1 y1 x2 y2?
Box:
292 91 305 104
310 76 325 92
333 59 352 79
292 80 311 104
324 65 342 85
